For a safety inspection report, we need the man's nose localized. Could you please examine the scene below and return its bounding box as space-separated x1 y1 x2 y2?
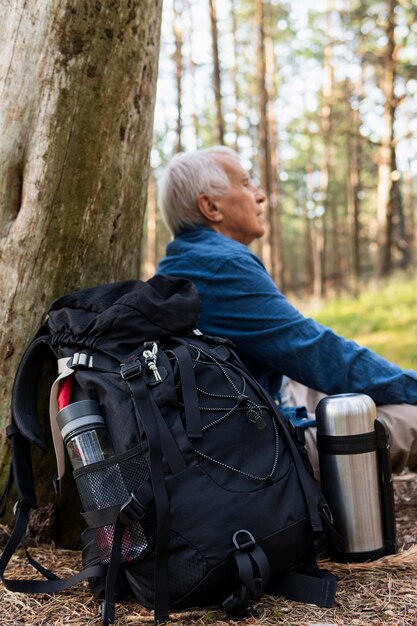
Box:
254 187 267 203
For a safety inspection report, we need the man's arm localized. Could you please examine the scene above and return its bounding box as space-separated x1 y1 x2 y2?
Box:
197 254 417 406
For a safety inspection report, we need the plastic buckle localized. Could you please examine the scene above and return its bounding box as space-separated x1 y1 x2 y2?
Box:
120 359 142 381
68 352 93 369
119 492 145 525
222 590 246 615
222 588 258 619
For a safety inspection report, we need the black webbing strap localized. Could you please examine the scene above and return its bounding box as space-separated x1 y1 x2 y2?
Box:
102 518 124 625
100 479 154 623
273 412 323 533
0 425 105 596
0 503 105 594
24 546 60 581
147 396 186 475
267 560 337 608
0 503 30 584
375 419 397 549
222 532 270 618
82 503 123 528
170 344 202 439
82 479 154 529
317 430 382 455
123 372 170 625
121 361 185 476
233 544 270 597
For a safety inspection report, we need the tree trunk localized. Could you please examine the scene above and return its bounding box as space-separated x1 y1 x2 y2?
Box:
319 16 334 297
0 0 162 543
264 0 284 291
173 0 185 153
404 168 415 267
345 81 363 297
376 0 400 278
230 0 241 152
305 149 316 296
313 59 331 297
208 0 225 145
141 172 157 280
255 0 272 276
186 0 200 149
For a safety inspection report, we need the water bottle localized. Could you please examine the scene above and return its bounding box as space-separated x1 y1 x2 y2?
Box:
56 400 114 470
316 393 396 562
57 399 145 563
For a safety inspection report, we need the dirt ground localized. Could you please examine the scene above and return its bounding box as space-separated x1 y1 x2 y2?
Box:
0 471 415 626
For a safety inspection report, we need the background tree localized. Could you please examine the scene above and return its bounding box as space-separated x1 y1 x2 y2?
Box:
149 0 417 298
209 0 225 145
255 0 273 276
0 0 163 541
173 0 185 153
376 0 402 277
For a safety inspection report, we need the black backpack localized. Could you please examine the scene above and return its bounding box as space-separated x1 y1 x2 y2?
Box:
0 275 336 624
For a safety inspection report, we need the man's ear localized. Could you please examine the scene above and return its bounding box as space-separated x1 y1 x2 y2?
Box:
197 193 223 224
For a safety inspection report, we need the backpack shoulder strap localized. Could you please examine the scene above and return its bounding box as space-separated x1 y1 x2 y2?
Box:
5 328 54 520
1 326 106 599
0 502 105 595
11 327 52 450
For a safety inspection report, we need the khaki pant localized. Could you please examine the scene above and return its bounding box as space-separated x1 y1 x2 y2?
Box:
282 379 417 479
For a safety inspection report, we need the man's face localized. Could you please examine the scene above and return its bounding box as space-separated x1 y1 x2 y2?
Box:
208 155 267 245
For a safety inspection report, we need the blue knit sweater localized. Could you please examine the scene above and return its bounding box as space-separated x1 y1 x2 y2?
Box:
157 226 417 407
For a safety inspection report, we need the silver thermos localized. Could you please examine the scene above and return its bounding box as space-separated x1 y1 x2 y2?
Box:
316 393 396 562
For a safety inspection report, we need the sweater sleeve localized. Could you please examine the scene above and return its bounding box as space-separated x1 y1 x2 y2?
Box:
197 254 417 406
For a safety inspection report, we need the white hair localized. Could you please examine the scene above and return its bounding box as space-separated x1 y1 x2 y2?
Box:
157 146 239 235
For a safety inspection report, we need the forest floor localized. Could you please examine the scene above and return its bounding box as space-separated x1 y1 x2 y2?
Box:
0 470 415 626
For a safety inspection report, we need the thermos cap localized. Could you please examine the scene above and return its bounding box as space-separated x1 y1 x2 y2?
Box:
316 393 377 436
57 399 105 442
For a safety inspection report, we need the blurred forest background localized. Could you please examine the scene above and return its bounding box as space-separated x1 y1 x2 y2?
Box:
141 0 417 302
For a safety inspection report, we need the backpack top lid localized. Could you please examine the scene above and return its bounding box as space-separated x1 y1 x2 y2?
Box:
47 275 200 353
11 275 200 450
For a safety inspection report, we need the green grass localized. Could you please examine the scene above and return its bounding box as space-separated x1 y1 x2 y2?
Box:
296 275 417 370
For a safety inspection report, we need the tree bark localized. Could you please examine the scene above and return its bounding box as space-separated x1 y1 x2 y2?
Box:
264 0 284 291
305 149 316 296
142 172 157 280
404 168 415 268
173 0 185 153
230 0 241 152
0 0 162 542
376 0 400 278
318 17 333 298
208 0 225 145
345 81 363 298
255 0 272 276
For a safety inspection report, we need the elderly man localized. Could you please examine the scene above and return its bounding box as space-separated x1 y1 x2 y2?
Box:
156 146 417 476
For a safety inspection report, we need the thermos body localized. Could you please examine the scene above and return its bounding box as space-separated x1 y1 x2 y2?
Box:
316 393 396 562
